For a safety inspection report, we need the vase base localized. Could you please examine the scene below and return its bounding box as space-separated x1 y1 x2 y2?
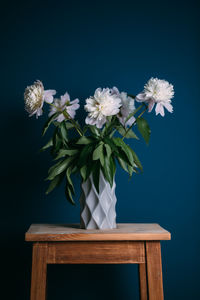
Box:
80 220 117 230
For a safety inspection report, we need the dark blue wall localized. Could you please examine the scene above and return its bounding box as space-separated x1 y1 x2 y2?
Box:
1 0 199 299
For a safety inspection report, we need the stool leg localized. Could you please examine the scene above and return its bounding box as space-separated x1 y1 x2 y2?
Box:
138 263 148 300
146 241 164 300
30 243 48 300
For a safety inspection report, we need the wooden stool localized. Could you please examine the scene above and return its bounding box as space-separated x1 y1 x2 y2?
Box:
25 223 171 300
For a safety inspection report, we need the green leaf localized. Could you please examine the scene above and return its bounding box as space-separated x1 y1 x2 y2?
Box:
109 130 116 138
109 156 116 183
117 157 128 172
102 155 113 187
76 136 93 145
113 138 134 166
93 143 102 160
103 137 119 153
66 166 75 194
77 144 94 168
117 126 138 139
47 160 62 175
71 165 78 174
42 112 60 136
82 125 89 135
65 122 74 130
129 165 138 174
127 165 134 177
52 127 62 154
40 139 53 152
136 117 151 145
80 165 87 181
115 148 131 166
104 144 112 157
65 184 75 205
53 121 60 127
60 122 68 142
92 162 100 193
85 161 96 181
88 125 101 137
46 173 64 194
106 116 113 123
114 138 142 170
54 149 78 160
92 143 104 166
117 156 137 176
54 136 62 154
128 146 143 172
47 157 74 180
102 116 119 137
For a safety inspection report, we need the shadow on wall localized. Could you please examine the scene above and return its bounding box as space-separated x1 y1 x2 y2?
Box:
47 264 140 300
0 110 72 299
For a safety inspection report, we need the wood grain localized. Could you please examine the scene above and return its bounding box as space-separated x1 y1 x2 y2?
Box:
47 241 145 264
26 225 170 300
138 263 148 300
146 241 164 300
25 223 171 241
30 243 47 300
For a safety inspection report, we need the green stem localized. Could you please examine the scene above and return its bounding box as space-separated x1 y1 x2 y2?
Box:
122 104 148 140
48 102 59 109
63 110 83 136
124 104 143 124
48 102 83 136
109 129 116 138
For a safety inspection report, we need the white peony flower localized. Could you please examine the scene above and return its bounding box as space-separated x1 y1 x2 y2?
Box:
24 80 56 118
136 77 174 117
84 88 122 128
49 92 80 122
111 87 136 127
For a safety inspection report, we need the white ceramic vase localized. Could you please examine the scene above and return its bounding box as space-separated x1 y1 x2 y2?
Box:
80 171 117 229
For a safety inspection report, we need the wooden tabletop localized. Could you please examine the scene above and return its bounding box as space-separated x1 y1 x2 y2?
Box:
25 224 171 241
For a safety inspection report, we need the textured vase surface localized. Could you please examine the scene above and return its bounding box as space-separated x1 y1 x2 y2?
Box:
80 171 117 229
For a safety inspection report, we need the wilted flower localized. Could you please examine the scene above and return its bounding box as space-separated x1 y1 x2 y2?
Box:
84 88 121 128
111 87 136 127
49 92 80 122
136 77 174 116
24 80 56 118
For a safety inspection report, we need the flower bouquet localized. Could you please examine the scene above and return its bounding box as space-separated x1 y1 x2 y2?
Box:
24 78 174 229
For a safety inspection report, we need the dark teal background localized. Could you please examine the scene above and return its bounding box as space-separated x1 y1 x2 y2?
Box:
1 0 199 299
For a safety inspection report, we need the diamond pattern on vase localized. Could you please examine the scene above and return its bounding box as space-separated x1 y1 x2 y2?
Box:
80 171 117 229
